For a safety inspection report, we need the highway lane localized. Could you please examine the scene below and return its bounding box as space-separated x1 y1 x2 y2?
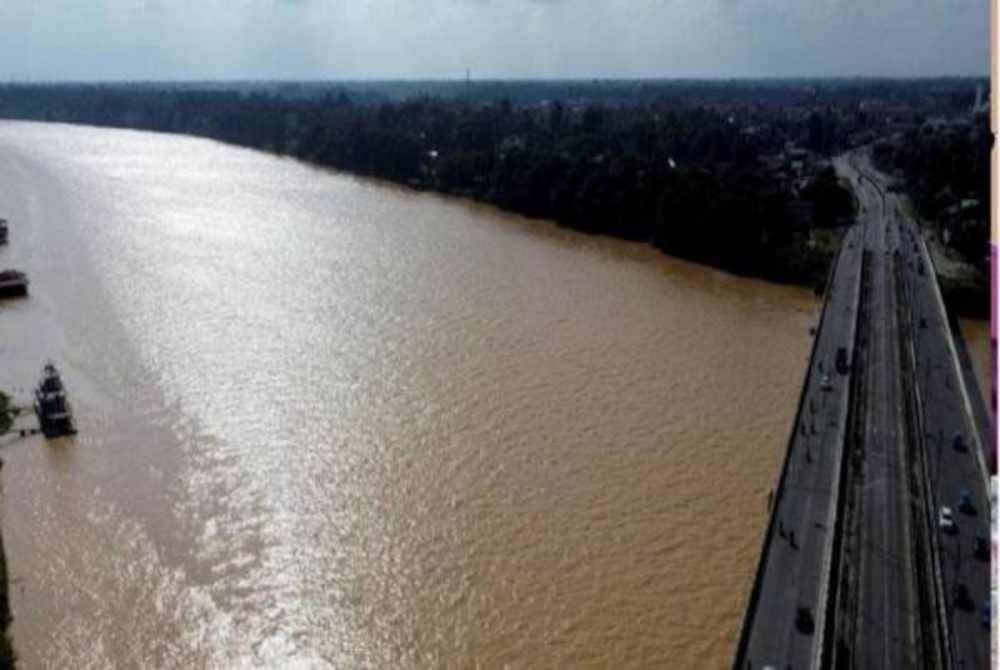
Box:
844 157 921 668
734 217 863 669
855 153 991 669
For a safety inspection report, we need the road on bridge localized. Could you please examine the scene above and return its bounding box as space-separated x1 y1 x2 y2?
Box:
735 149 991 670
834 153 922 668
734 207 863 668
831 151 990 669
853 153 992 670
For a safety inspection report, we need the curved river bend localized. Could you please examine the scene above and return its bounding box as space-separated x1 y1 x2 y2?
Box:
0 121 866 668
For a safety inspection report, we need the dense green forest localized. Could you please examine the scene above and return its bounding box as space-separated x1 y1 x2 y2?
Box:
0 80 982 287
124 77 984 109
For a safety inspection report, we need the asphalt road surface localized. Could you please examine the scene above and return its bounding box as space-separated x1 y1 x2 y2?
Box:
849 152 991 669
841 154 921 668
735 216 863 668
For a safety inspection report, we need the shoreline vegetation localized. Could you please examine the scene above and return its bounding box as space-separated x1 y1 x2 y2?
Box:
0 80 880 290
0 80 985 304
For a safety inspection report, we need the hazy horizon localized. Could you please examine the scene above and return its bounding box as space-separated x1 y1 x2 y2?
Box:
0 1 988 82
2 75 991 85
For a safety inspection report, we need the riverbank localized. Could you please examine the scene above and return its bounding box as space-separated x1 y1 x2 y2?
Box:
0 85 845 291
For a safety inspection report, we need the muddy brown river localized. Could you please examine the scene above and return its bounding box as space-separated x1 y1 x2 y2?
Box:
0 121 986 668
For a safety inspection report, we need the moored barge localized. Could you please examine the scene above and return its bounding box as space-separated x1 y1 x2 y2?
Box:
34 362 77 438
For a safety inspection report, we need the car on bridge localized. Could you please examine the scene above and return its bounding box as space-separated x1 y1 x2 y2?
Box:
958 489 975 514
953 432 967 452
794 607 814 634
954 583 972 609
938 506 956 533
835 347 850 374
974 532 989 559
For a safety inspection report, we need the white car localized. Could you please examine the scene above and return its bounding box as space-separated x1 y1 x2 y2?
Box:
938 506 956 533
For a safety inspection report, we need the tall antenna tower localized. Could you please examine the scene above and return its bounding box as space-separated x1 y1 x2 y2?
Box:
972 83 988 115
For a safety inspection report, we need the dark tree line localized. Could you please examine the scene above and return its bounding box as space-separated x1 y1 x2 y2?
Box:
130 77 985 111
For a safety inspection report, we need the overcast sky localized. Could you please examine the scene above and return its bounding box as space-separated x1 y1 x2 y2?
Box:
0 0 988 81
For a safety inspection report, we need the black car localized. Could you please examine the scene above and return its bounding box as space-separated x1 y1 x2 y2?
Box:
795 607 814 634
974 532 989 560
954 583 972 609
958 489 975 514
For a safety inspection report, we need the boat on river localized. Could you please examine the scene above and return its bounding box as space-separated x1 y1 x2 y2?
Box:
0 269 27 298
34 362 78 438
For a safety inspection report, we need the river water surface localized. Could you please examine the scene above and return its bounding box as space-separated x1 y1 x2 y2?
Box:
0 121 978 669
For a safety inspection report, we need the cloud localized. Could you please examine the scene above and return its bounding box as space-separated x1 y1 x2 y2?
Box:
0 0 987 80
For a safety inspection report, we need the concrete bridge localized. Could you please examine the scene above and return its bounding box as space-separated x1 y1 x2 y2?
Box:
733 151 992 669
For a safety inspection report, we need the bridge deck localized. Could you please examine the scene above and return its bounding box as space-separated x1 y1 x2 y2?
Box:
734 151 992 669
733 221 863 669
